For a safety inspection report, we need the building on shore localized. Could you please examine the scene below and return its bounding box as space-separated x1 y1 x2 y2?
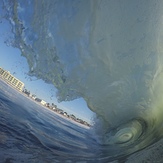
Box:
35 98 47 106
0 67 24 91
40 100 47 106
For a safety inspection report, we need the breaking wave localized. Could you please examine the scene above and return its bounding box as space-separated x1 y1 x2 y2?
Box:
3 0 163 159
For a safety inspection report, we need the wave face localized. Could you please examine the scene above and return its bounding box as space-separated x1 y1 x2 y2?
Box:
3 0 163 159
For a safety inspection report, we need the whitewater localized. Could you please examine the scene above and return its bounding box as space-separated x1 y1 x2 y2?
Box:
1 0 163 162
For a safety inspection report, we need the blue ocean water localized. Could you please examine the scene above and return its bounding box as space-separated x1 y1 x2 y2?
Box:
1 0 163 162
0 81 163 163
0 80 100 162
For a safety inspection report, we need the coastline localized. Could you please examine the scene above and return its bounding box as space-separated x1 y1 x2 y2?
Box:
0 78 91 129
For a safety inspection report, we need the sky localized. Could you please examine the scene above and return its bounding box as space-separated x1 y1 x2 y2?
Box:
0 13 95 124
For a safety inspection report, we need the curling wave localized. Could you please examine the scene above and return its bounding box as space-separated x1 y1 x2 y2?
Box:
3 0 163 159
104 118 147 145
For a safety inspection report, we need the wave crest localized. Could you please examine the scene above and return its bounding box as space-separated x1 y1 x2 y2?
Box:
3 0 163 155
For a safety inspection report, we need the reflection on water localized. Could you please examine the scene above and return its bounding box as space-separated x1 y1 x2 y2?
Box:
1 0 163 162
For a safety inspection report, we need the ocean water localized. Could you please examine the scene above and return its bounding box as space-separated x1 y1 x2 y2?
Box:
0 80 98 163
0 82 163 163
1 0 163 162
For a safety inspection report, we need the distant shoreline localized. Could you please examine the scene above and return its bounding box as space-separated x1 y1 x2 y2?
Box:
23 92 91 129
0 78 90 129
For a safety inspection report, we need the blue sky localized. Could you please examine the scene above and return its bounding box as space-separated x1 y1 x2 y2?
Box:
0 17 95 124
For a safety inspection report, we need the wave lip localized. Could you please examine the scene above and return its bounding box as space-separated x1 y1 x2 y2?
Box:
2 0 163 160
